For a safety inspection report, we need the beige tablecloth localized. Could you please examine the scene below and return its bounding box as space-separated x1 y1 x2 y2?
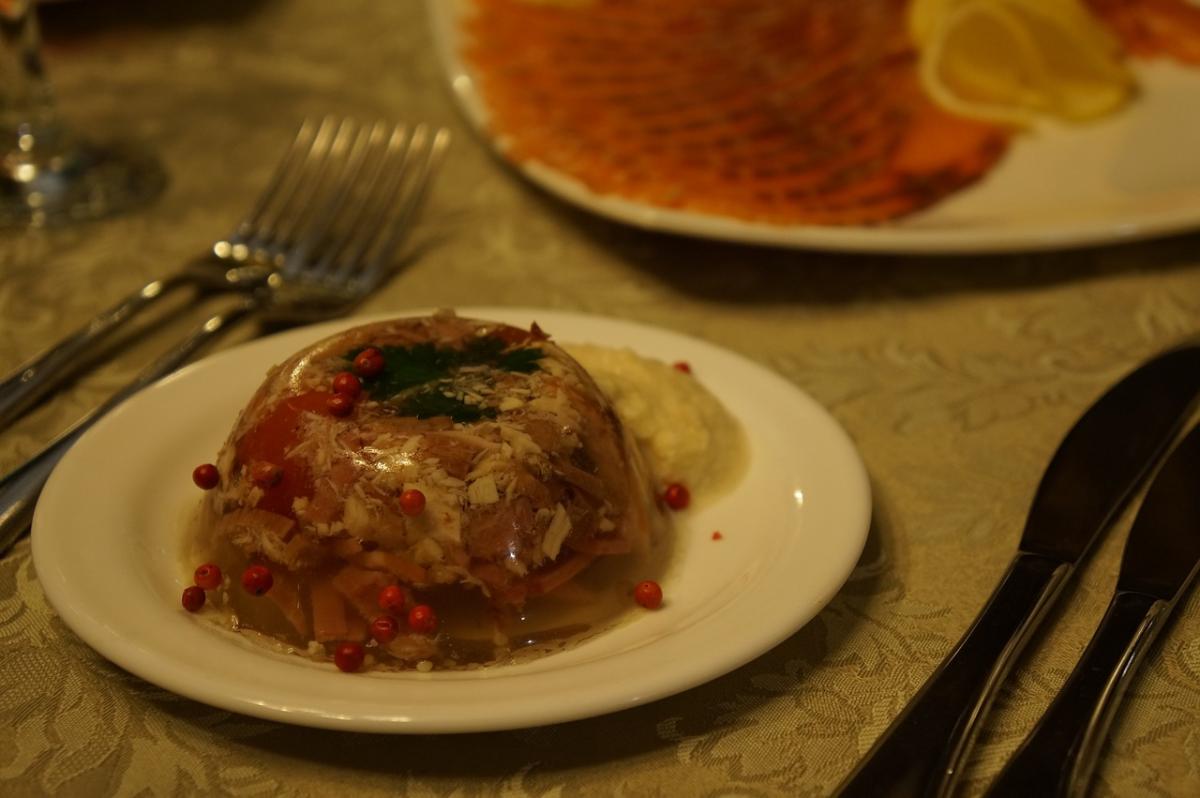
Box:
3 1 1200 795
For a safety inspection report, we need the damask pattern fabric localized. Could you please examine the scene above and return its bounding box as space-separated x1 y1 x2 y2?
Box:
2 1 1200 795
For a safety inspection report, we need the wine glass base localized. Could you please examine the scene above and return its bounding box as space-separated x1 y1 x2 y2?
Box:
0 139 166 228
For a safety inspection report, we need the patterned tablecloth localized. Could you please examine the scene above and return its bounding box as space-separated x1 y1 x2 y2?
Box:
3 1 1200 795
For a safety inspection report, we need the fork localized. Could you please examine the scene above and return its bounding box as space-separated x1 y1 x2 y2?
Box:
0 117 365 433
0 120 451 556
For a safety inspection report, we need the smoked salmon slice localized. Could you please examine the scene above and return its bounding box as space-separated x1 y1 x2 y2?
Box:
1087 0 1200 64
463 0 1200 226
463 0 1009 226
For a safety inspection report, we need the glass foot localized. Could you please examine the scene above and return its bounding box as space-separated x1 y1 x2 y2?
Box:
0 137 166 228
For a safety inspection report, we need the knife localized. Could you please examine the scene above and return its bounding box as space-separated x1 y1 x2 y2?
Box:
986 421 1200 798
0 300 257 557
835 344 1200 798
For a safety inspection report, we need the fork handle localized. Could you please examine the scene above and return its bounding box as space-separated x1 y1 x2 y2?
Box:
0 295 260 557
0 272 193 432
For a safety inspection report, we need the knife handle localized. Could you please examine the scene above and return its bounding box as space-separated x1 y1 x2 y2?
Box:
836 552 1071 798
0 297 259 557
0 274 190 433
985 590 1167 798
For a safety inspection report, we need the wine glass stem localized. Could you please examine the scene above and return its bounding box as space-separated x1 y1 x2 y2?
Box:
0 0 165 226
1 0 58 137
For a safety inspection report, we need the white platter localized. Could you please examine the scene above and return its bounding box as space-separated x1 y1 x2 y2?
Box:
428 0 1200 254
32 308 871 733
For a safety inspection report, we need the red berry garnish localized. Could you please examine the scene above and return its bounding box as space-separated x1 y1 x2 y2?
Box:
332 371 362 397
326 394 354 417
334 641 365 673
634 580 663 609
377 584 406 614
673 361 692 374
250 461 283 487
370 615 400 644
192 463 219 490
663 482 690 511
181 585 206 612
407 604 438 634
194 562 222 590
399 488 426 516
353 347 385 378
241 564 273 596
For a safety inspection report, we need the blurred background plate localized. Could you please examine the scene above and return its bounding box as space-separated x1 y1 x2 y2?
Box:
429 0 1200 255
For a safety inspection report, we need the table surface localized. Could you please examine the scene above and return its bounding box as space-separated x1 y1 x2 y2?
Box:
3 1 1200 795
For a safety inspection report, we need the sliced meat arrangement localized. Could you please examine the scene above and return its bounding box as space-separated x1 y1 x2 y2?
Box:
463 0 1200 226
463 0 1010 225
194 312 668 669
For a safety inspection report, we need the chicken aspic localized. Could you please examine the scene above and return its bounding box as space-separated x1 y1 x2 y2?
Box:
190 312 669 670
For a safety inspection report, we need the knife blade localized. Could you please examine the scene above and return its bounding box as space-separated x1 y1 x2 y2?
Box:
986 420 1200 798
835 344 1200 798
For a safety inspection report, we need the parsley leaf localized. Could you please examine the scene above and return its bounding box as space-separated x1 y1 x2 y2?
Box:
396 388 497 423
345 337 546 412
364 343 458 399
497 347 544 373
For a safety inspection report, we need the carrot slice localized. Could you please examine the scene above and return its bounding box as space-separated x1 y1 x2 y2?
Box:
310 579 349 642
331 565 393 618
526 553 596 597
350 551 429 584
263 570 309 639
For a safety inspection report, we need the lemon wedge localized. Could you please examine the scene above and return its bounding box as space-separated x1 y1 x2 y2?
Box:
909 0 1135 126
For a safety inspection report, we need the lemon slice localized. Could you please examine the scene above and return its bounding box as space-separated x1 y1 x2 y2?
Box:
909 0 1135 126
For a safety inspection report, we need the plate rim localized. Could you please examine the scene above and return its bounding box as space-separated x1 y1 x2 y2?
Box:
32 307 871 733
426 0 1200 255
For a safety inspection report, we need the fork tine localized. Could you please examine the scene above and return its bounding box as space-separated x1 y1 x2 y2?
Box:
232 120 315 237
256 120 450 328
268 117 358 260
327 123 405 246
284 120 388 280
215 118 317 260
359 126 451 286
328 124 438 284
304 123 415 283
242 116 338 256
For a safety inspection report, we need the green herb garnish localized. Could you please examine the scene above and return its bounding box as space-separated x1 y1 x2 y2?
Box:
396 388 497 423
363 343 462 398
344 335 544 423
496 346 544 374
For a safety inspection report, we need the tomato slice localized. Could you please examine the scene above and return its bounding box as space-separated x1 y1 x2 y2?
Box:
235 391 331 517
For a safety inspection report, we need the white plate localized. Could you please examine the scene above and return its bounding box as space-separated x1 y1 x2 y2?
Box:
32 308 870 733
428 0 1200 254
